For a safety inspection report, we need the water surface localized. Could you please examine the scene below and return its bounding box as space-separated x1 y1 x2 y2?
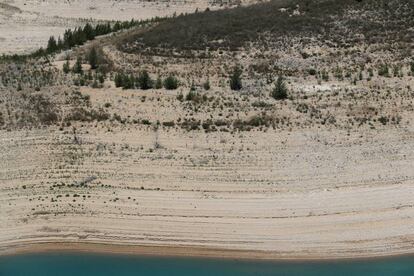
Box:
1 253 414 276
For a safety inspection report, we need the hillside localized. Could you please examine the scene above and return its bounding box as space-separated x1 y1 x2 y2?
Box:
0 0 258 54
122 0 414 51
1 0 414 259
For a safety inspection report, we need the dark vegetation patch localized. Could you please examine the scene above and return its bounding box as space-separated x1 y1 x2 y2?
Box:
64 107 110 122
0 91 59 128
121 0 414 54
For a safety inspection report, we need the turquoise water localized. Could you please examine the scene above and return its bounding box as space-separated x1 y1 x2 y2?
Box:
1 253 414 276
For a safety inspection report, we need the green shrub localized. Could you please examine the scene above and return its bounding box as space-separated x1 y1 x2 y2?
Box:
229 66 242 91
155 77 163 89
163 75 179 90
186 90 197 101
142 119 151 125
137 70 152 89
378 64 389 77
176 93 184 101
72 57 83 74
321 70 329 81
63 59 70 74
271 76 288 100
114 73 123 87
88 47 98 69
203 79 211 90
162 121 175 127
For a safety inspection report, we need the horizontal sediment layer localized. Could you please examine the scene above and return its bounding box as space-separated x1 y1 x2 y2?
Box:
1 125 414 259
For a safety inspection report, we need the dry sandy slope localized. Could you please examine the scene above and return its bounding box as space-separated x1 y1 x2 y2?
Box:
1 104 414 258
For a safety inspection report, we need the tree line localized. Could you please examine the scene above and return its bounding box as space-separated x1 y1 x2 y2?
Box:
45 20 144 54
114 71 179 90
1 17 165 62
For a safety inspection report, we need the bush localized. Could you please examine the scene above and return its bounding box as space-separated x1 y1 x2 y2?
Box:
176 93 184 101
114 73 123 87
155 77 163 89
88 47 98 69
321 70 329 81
229 66 242 91
114 72 134 89
203 79 211 90
271 76 288 100
46 36 58 53
162 121 175 127
163 75 179 90
137 70 152 89
122 74 135 89
63 59 70 74
142 119 151 125
98 73 105 83
378 116 388 125
378 64 389 77
72 57 83 74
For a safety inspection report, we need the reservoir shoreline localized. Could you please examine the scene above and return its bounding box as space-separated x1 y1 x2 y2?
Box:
2 241 414 262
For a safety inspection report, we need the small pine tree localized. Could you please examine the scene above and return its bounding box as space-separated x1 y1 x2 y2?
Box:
57 37 63 50
186 90 197 101
72 57 83 74
92 79 99 88
122 74 135 89
155 77 163 89
190 81 196 92
114 73 123 87
63 59 70 74
321 70 329 81
378 64 389 77
229 66 242 91
137 70 152 90
87 70 93 80
163 75 179 90
47 36 58 53
271 76 288 100
203 79 210 90
79 76 86 86
368 68 374 77
83 23 95 40
98 73 105 84
88 47 98 70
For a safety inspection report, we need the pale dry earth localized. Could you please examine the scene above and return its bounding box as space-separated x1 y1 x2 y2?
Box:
1 85 414 258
